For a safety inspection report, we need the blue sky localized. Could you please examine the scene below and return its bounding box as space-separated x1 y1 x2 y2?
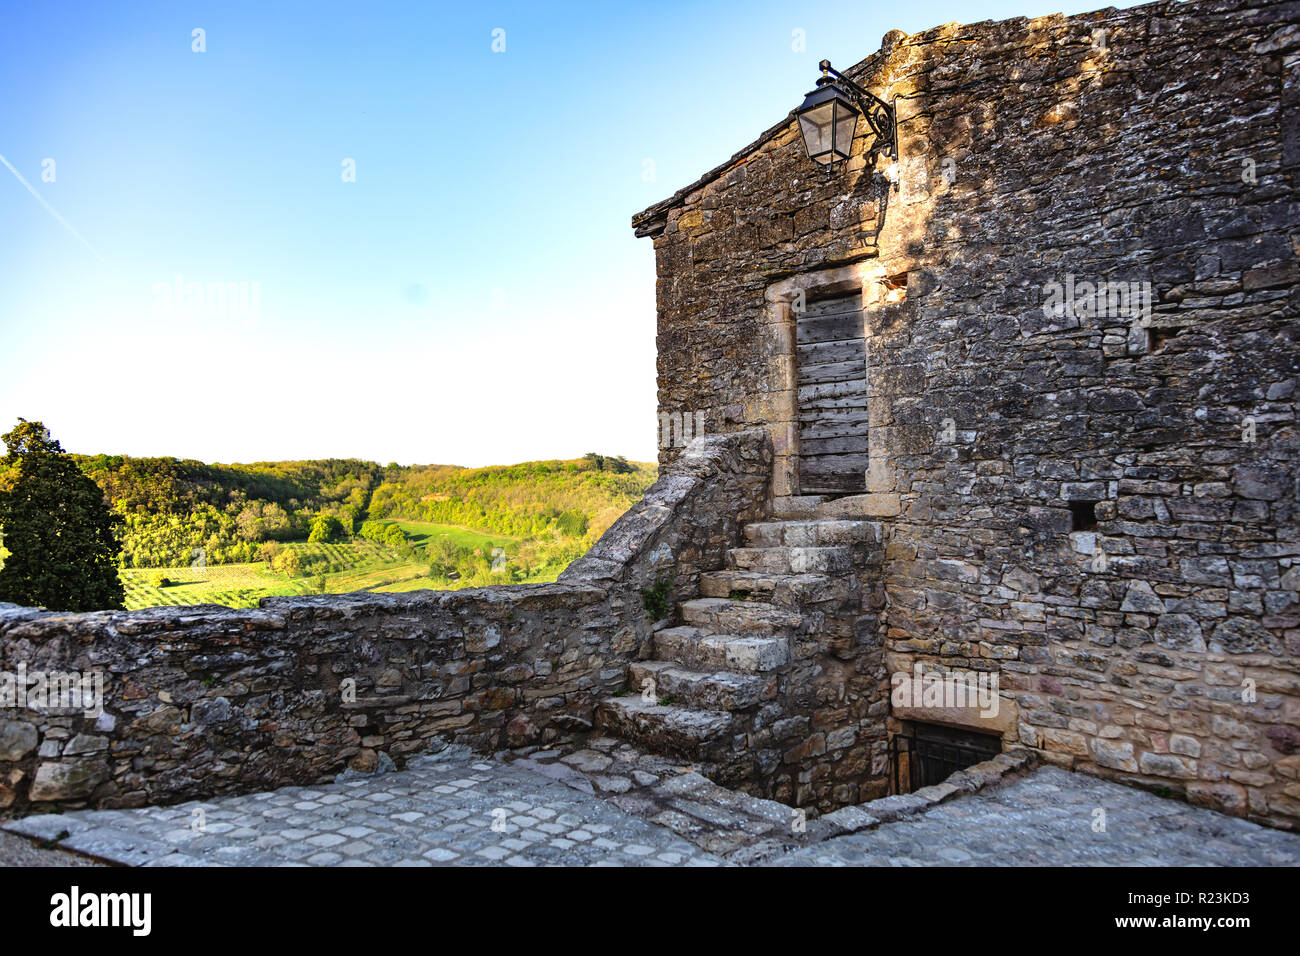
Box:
0 0 1143 466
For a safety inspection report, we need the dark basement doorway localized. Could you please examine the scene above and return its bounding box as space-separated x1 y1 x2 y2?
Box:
892 722 1003 793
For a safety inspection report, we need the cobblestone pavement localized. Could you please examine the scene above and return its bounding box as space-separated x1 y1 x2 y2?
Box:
771 766 1300 867
2 747 726 867
5 754 1299 867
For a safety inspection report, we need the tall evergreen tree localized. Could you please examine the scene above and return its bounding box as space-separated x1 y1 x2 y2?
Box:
0 419 125 611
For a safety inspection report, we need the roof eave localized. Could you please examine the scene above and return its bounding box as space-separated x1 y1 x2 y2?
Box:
630 108 799 239
629 40 901 239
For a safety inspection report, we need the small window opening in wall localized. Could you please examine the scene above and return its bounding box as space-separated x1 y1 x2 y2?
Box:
1069 500 1098 531
1147 327 1176 353
882 272 908 304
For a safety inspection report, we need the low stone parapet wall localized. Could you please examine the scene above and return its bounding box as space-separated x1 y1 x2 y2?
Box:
0 430 772 814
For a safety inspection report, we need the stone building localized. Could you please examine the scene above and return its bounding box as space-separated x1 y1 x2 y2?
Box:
627 0 1300 824
0 0 1297 832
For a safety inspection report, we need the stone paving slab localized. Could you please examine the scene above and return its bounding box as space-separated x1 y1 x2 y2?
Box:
504 737 804 862
2 747 727 867
769 767 1300 867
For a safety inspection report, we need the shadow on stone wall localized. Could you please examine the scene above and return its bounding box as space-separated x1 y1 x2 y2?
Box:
632 0 1300 828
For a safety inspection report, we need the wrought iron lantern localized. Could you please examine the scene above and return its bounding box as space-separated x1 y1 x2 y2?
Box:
796 59 897 172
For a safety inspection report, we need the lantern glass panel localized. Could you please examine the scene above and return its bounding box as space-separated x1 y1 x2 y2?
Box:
799 103 836 164
834 107 859 159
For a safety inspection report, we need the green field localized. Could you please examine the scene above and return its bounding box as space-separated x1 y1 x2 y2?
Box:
122 561 308 609
388 520 514 552
119 523 523 610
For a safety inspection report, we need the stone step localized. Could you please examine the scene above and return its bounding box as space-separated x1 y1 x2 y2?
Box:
654 626 790 673
743 519 884 548
699 570 849 606
628 660 772 711
594 696 733 761
815 494 899 519
728 545 853 574
679 598 803 637
772 495 827 519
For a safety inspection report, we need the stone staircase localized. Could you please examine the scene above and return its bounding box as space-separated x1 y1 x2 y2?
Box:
595 499 885 792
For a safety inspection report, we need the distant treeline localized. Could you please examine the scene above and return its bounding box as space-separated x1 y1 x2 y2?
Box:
59 451 654 569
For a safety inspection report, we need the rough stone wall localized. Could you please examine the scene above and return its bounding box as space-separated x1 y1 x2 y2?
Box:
635 0 1300 827
0 431 771 816
733 526 890 808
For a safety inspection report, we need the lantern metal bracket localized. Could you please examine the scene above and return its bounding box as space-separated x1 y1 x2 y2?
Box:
817 59 898 163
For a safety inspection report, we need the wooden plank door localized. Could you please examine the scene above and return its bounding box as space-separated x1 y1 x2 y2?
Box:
797 292 868 495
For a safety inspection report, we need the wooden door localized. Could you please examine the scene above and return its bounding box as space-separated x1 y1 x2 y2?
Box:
797 292 868 495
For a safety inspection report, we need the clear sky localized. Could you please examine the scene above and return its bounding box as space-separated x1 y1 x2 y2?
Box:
0 0 1144 467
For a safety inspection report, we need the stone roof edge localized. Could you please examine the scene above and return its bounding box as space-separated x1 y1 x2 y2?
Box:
628 0 1178 239
628 107 811 239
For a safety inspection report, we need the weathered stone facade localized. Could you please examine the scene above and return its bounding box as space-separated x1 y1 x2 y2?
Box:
634 0 1300 826
0 432 770 815
1 0 1297 833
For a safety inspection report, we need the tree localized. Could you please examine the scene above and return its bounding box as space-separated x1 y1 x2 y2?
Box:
0 420 126 611
427 536 463 578
308 514 345 542
581 451 632 474
555 510 588 536
340 502 362 533
272 549 303 577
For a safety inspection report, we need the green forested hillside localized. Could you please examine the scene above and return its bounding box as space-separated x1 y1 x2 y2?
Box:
368 457 649 541
1 451 655 609
76 456 388 568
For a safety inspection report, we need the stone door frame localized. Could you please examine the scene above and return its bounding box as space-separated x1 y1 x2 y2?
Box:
763 262 896 503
